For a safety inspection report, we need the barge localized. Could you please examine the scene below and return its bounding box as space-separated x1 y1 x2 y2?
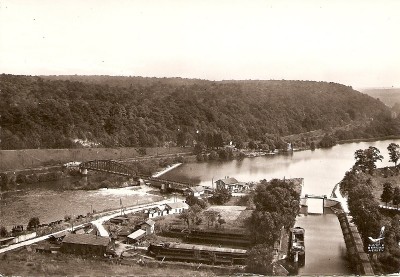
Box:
288 227 305 265
148 242 247 265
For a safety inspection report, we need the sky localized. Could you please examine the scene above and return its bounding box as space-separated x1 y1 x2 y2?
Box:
0 0 399 88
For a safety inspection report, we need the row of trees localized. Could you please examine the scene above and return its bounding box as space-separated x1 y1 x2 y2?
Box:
344 143 400 180
178 194 227 230
0 216 40 238
1 74 395 150
381 182 400 208
340 144 400 273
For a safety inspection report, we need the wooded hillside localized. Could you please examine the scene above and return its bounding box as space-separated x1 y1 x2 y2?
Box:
0 74 396 150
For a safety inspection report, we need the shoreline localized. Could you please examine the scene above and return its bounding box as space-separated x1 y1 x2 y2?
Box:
337 135 400 145
151 163 182 178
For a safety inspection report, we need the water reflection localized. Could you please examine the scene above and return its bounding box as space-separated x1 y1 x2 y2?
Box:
296 214 351 275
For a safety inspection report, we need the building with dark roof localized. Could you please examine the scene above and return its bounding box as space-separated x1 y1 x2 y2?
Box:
61 234 110 256
215 177 243 191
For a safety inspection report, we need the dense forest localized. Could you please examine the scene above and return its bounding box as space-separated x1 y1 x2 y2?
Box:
0 74 397 150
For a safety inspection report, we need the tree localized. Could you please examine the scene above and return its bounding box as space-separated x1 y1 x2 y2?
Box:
217 215 226 228
27 217 40 231
354 146 383 174
252 179 300 229
310 141 316 151
246 244 274 275
393 187 400 209
177 131 187 147
388 143 400 166
248 140 257 150
381 182 394 206
203 210 219 228
209 187 231 205
189 204 203 226
185 195 207 209
193 142 206 155
178 210 190 229
348 184 382 238
0 226 8 237
318 134 337 148
247 211 282 245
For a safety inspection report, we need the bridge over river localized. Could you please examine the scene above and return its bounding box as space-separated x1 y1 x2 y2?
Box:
78 160 193 192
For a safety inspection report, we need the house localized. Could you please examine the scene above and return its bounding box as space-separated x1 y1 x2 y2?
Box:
61 234 110 256
236 182 250 192
139 219 155 235
186 185 205 197
164 202 189 215
146 207 163 219
215 177 239 191
127 229 146 244
215 178 250 193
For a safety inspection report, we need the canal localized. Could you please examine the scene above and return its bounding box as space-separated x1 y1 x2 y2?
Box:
1 139 399 274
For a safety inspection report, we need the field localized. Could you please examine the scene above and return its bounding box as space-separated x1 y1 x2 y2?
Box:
155 204 252 232
362 167 400 205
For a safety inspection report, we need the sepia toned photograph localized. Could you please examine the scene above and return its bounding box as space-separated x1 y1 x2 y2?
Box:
0 0 399 276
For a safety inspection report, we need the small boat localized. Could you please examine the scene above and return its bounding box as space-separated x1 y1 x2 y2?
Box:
289 227 305 265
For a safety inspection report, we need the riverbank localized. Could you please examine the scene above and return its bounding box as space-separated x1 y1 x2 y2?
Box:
0 146 193 172
151 163 182 178
337 135 400 145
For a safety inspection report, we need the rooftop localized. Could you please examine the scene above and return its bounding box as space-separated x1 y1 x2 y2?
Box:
62 234 110 247
144 219 155 226
189 185 205 193
127 229 146 240
217 177 239 185
165 202 189 210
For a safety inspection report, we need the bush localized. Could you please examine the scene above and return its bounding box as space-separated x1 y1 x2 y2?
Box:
0 226 8 237
186 195 207 209
138 148 147 155
27 217 40 230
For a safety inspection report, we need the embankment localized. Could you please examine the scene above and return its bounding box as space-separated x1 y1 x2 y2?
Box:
336 212 374 275
0 147 193 172
330 183 373 275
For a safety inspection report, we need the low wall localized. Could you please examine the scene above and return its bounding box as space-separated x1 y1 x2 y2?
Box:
336 213 374 275
12 232 37 244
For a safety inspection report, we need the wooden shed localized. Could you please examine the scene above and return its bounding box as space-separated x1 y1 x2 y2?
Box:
61 234 110 256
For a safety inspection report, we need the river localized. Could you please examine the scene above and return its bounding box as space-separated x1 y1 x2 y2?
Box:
1 139 399 274
162 139 400 275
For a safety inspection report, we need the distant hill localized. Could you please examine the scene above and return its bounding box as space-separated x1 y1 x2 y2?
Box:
361 88 400 107
0 74 397 150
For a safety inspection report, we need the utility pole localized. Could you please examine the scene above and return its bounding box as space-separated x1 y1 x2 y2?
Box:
0 115 2 150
